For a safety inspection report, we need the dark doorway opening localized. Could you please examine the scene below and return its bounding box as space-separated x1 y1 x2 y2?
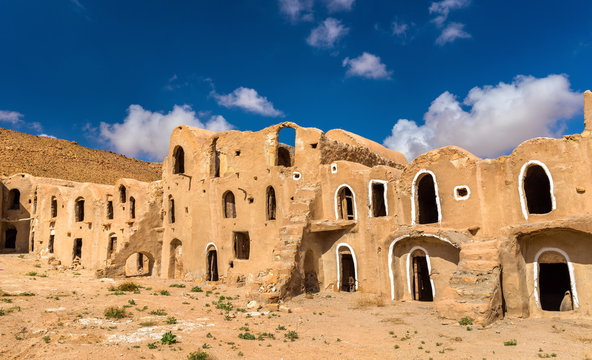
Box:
412 256 433 301
169 196 175 223
51 197 58 217
340 253 356 292
211 138 220 178
277 127 296 167
173 146 185 174
233 232 250 260
4 228 17 249
108 236 117 258
524 165 552 214
539 263 572 311
266 186 276 220
337 187 355 220
223 191 236 218
73 238 82 260
417 174 438 224
8 189 20 210
107 200 113 220
130 197 136 219
48 234 54 254
372 183 387 217
304 249 319 293
75 199 85 222
119 185 127 203
207 249 219 281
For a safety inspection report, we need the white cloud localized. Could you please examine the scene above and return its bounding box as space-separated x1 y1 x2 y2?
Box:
342 52 392 80
383 75 582 160
324 0 355 12
435 22 471 45
213 87 284 117
392 21 409 37
306 18 349 49
278 0 314 22
38 134 57 139
0 110 25 125
429 0 470 27
99 105 234 160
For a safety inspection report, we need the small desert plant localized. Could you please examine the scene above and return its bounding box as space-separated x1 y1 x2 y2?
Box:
238 332 256 340
187 350 209 360
161 331 177 345
160 290 170 296
170 284 186 288
191 286 203 293
26 272 38 276
284 331 299 342
504 339 517 346
104 306 127 319
166 316 177 324
138 321 157 327
458 317 473 326
42 335 50 343
147 342 157 349
116 282 140 292
355 294 385 308
149 308 167 316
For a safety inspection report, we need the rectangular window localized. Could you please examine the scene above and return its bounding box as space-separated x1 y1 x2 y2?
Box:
233 232 250 260
73 238 82 260
371 182 387 217
107 201 113 220
48 235 54 254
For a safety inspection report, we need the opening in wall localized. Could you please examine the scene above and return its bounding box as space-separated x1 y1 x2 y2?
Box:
48 234 54 254
119 185 127 203
107 200 113 220
108 235 117 258
169 196 175 223
207 248 219 281
417 174 438 224
337 186 355 220
8 189 20 210
130 197 136 219
211 138 220 178
371 182 387 217
75 198 85 222
412 254 433 301
51 196 58 217
223 191 236 218
339 250 356 292
173 146 185 174
73 238 82 260
4 227 16 249
524 165 552 214
233 232 250 260
266 186 276 220
277 127 296 167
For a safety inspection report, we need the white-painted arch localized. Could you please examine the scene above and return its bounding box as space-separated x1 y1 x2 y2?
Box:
334 184 358 221
518 160 556 220
406 246 436 298
336 243 358 291
533 247 579 309
204 242 218 255
411 169 442 225
387 233 459 300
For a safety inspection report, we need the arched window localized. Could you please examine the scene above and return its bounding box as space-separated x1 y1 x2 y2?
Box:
223 191 236 218
266 186 276 220
415 172 439 224
336 186 355 220
51 196 58 218
173 146 185 174
119 185 127 203
8 189 20 210
169 196 175 223
130 197 136 219
75 198 85 222
277 147 292 167
277 127 296 167
523 164 553 215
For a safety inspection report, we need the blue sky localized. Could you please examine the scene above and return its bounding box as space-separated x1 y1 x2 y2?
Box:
0 0 591 161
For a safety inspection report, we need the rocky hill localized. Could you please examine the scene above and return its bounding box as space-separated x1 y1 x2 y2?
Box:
0 128 161 184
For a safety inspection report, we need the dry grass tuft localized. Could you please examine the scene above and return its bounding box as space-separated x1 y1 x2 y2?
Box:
354 294 385 308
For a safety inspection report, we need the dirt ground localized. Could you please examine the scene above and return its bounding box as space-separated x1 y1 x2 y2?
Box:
1 254 591 360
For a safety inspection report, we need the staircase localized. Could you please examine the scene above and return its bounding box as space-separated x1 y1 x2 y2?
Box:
436 240 503 324
249 186 318 303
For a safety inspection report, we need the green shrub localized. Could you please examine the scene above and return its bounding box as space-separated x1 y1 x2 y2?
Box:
26 272 38 276
191 286 203 293
458 317 473 326
160 290 170 296
116 282 140 292
149 309 167 316
166 316 177 325
284 331 299 342
187 350 209 360
504 339 517 346
161 331 177 345
170 284 186 288
147 342 157 349
104 307 127 319
238 332 256 340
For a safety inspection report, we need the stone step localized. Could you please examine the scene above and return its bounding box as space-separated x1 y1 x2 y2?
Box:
457 259 500 272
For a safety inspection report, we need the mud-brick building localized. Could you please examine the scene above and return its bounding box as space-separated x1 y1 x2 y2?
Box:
1 90 592 324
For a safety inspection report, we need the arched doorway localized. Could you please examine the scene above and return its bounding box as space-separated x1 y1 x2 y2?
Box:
335 185 356 220
536 249 575 311
169 239 184 279
206 244 219 281
173 146 185 174
124 252 154 277
337 244 357 292
414 171 439 224
409 247 433 302
520 162 554 216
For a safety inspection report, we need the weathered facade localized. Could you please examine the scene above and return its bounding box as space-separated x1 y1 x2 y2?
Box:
2 90 592 324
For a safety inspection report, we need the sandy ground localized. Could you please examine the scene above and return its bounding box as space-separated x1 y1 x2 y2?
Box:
1 254 591 360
